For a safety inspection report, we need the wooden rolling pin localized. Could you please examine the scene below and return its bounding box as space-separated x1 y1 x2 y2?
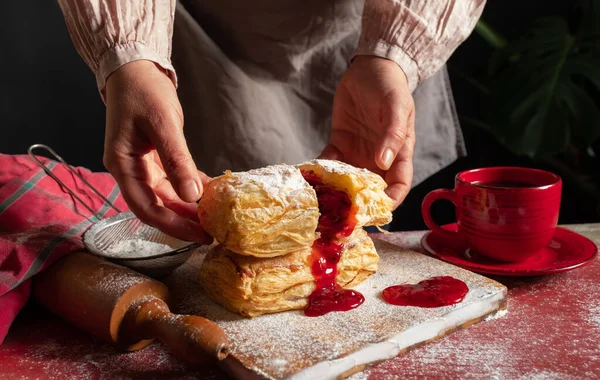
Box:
33 252 229 365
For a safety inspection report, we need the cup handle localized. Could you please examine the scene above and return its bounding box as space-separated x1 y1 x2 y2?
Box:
421 189 462 241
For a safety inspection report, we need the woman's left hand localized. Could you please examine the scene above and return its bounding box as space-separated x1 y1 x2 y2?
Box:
320 55 416 209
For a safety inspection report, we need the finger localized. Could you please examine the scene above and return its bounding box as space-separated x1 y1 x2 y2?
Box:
321 128 366 167
318 143 344 161
384 153 413 209
154 177 201 221
123 175 212 244
384 111 415 208
152 151 212 205
108 154 212 244
146 116 202 203
197 170 213 186
375 91 412 171
151 150 166 171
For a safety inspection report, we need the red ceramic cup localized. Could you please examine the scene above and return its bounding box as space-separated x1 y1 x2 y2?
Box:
421 167 562 262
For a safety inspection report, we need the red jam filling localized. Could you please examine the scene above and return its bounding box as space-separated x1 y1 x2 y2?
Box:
382 276 469 308
301 170 363 317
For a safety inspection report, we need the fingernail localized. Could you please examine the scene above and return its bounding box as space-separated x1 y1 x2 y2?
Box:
381 148 394 169
180 180 200 202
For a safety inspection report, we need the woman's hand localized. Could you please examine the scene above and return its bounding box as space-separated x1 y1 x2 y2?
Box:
321 55 416 208
104 60 212 244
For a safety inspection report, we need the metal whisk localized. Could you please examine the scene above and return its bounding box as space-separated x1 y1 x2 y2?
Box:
28 144 199 277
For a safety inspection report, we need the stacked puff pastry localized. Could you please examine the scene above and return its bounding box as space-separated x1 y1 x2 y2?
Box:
198 159 394 317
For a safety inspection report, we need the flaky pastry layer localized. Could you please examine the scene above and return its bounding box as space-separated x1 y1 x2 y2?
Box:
198 164 319 258
198 229 378 317
297 159 394 227
198 160 394 258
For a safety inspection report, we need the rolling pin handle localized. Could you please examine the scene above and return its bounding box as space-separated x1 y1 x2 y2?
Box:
128 297 230 364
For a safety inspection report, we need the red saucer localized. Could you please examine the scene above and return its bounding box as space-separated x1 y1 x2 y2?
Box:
421 223 598 276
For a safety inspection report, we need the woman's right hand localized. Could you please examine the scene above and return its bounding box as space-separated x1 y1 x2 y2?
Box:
104 60 212 244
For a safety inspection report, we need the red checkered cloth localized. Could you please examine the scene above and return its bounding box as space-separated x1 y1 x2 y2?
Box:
0 153 128 343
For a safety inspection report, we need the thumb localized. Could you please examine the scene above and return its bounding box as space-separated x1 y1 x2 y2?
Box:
318 143 344 161
149 121 202 203
375 92 410 171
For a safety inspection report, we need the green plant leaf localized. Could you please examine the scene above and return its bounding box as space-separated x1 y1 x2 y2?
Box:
482 2 600 158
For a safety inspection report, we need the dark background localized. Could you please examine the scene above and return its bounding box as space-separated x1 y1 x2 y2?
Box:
1 1 598 230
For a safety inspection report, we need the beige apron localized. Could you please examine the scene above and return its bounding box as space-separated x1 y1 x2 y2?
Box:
171 0 465 186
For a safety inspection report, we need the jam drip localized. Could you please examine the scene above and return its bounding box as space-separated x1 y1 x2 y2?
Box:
301 170 363 317
382 276 469 308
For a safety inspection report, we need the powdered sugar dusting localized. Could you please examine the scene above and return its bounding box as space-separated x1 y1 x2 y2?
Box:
1 317 223 380
588 305 600 327
302 159 372 177
90 263 149 300
3 225 598 379
484 307 508 321
349 225 600 380
105 239 173 258
163 238 506 379
224 164 309 198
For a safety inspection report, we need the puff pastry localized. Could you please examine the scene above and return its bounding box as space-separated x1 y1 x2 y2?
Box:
297 159 394 228
198 159 393 258
198 228 378 317
198 164 319 258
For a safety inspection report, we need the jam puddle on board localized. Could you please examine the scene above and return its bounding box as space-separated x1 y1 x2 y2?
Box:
301 170 363 317
382 276 469 308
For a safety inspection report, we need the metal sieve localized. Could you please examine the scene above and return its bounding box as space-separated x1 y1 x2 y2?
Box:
28 144 200 277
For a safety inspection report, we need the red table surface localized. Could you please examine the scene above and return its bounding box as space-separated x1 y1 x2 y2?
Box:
1 224 599 380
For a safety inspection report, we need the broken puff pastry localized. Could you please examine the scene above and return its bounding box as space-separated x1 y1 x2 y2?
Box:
198 159 394 258
198 164 320 258
297 160 394 228
198 229 378 317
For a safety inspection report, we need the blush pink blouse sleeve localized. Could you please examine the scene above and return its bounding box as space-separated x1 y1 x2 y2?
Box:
56 0 177 99
56 0 485 97
355 0 486 92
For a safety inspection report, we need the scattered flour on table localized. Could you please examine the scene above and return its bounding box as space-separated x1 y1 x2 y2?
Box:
5 226 598 380
349 243 600 380
7 336 214 380
89 265 150 302
163 239 506 380
105 239 173 258
587 304 600 327
484 308 508 321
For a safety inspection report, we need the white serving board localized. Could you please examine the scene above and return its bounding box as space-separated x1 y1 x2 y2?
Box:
163 238 507 380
